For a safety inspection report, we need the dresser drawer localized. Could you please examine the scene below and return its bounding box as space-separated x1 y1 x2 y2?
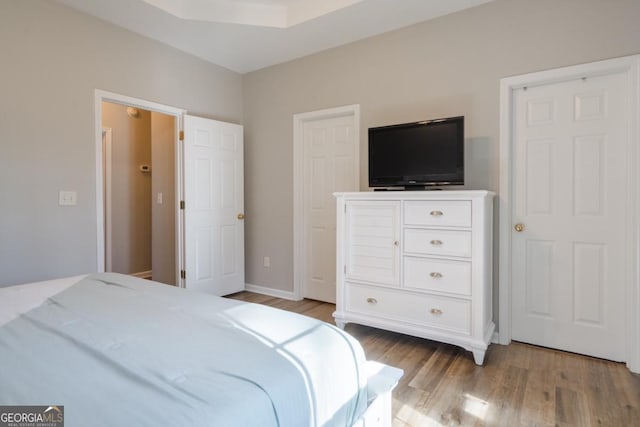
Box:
404 257 471 296
345 283 471 335
404 229 471 257
404 201 471 227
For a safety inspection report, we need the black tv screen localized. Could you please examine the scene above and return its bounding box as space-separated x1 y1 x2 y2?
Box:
368 116 464 188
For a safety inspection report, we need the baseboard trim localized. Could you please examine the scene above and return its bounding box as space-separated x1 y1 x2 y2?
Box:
245 283 300 301
132 270 152 279
492 332 500 344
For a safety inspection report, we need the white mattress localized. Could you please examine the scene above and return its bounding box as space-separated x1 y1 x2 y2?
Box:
0 275 87 327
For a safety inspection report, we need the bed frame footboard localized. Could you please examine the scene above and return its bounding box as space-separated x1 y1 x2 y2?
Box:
353 361 403 427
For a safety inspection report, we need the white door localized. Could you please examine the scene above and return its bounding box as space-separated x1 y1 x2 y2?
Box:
183 115 244 296
511 72 629 361
303 114 358 302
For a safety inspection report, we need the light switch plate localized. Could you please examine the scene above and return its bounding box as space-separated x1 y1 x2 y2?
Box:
59 190 77 206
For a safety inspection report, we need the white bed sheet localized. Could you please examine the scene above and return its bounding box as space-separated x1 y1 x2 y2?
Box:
0 275 87 327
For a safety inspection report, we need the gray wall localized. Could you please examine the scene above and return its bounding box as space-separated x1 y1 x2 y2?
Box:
0 0 242 286
242 0 640 323
151 112 176 285
102 102 152 276
2 0 640 303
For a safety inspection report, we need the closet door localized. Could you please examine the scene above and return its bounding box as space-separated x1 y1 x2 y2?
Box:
511 72 628 361
183 115 244 296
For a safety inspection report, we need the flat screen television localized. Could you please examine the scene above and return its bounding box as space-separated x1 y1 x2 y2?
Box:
368 116 464 189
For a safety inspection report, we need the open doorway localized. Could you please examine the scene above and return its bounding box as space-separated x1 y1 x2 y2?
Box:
101 101 177 285
95 90 245 295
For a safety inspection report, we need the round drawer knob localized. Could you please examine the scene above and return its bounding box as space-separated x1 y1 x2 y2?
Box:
366 298 378 305
430 308 443 315
430 210 443 216
430 272 443 279
430 240 443 245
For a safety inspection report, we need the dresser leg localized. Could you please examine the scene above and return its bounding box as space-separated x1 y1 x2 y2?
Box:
472 349 486 365
335 320 346 329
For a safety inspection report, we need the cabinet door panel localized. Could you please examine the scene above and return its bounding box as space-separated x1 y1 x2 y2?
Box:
345 201 400 286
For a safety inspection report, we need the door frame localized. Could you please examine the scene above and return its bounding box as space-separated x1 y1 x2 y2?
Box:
498 55 640 372
292 104 360 301
94 90 186 286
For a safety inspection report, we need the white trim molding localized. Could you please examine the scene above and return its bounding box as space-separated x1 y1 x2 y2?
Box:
292 104 360 301
498 55 640 372
245 283 299 301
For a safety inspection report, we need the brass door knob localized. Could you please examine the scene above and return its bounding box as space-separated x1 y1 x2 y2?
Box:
237 213 245 220
514 223 525 232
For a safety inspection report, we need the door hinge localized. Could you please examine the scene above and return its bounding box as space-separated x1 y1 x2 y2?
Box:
179 130 184 141
180 200 185 210
344 265 346 274
180 270 186 279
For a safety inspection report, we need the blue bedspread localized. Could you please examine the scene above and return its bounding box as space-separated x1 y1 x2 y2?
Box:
0 273 367 426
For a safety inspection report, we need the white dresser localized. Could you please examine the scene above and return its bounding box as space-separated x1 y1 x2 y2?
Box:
333 191 494 364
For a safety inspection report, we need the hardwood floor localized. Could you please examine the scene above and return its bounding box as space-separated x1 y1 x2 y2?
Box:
228 291 640 427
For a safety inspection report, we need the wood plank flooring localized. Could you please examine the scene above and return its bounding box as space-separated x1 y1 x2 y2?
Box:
228 291 640 427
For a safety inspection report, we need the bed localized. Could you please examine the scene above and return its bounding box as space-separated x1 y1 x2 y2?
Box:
0 273 402 426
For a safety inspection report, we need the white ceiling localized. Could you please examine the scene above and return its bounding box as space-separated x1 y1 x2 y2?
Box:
139 0 367 28
56 0 493 74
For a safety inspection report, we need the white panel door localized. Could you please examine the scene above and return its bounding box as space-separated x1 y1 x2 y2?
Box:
303 114 358 302
512 72 628 361
184 115 244 296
